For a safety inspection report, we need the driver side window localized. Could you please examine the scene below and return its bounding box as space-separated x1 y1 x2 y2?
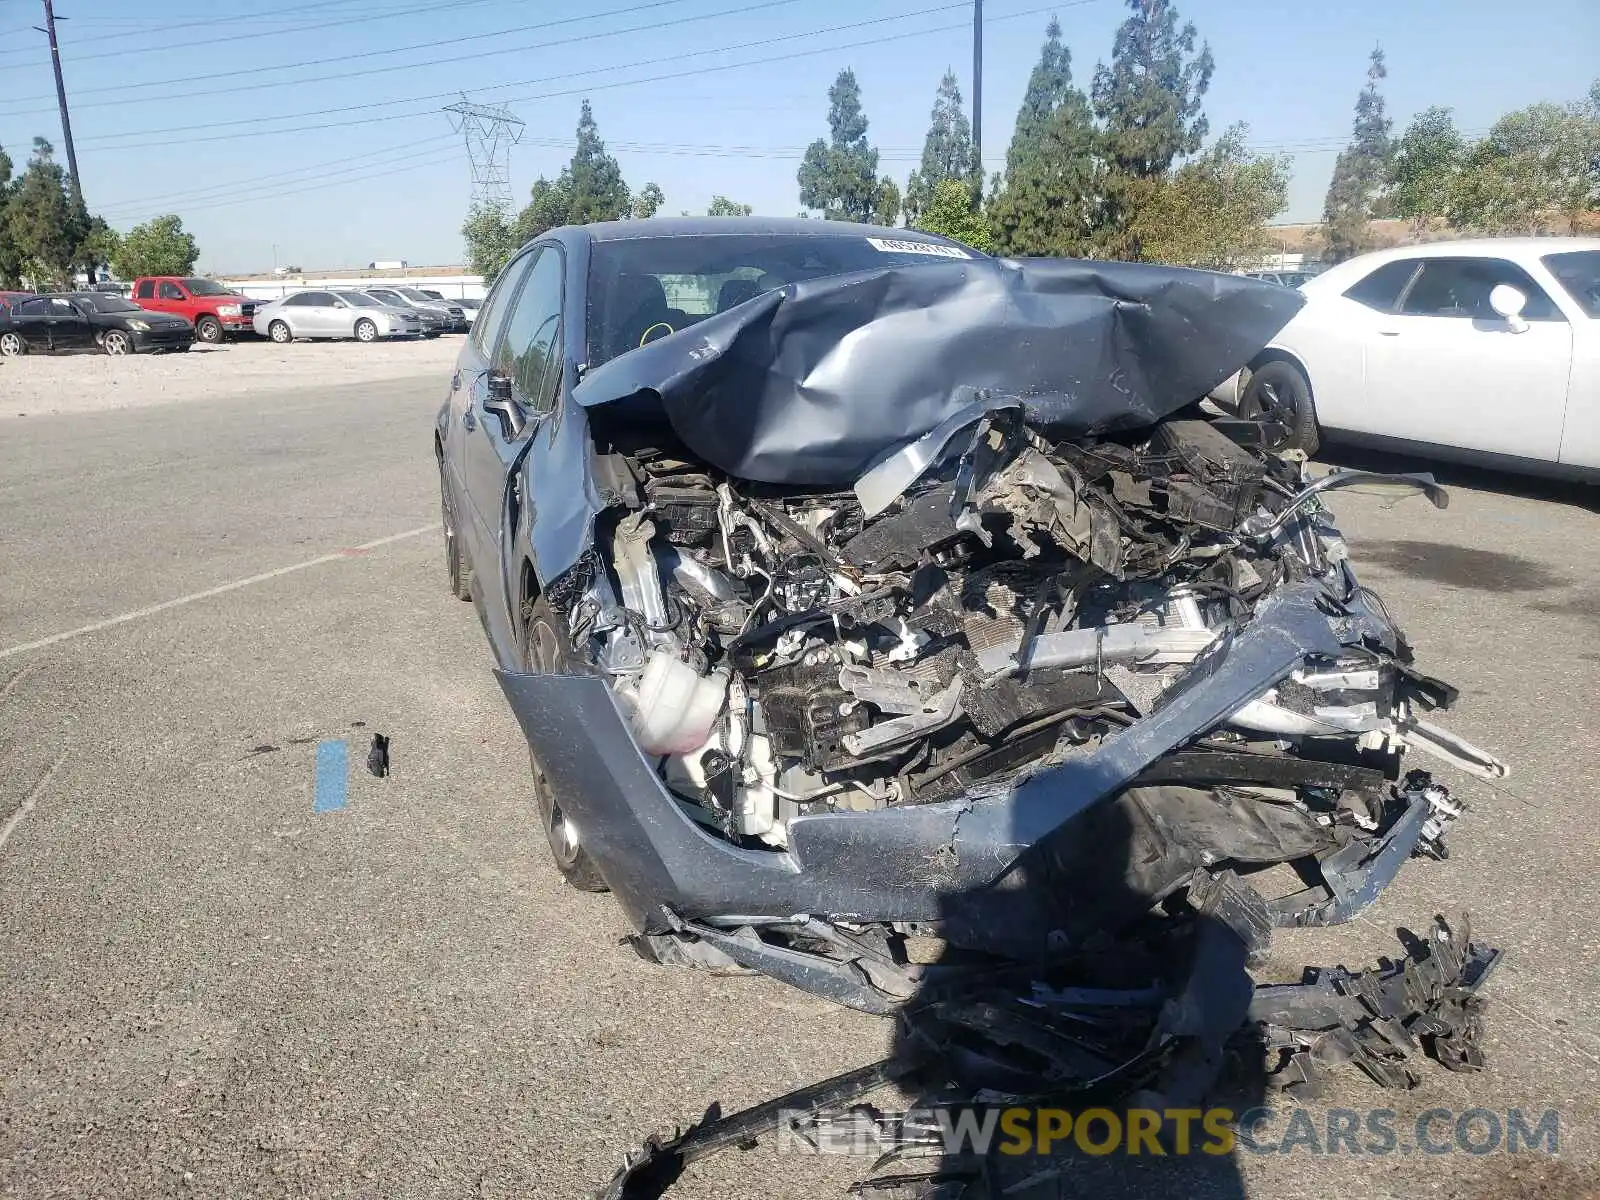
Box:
1400 258 1561 321
494 248 565 415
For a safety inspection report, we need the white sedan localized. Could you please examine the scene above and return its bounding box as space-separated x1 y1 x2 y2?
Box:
1217 238 1600 478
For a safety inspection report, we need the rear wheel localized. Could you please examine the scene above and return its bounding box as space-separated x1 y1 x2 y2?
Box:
439 465 473 601
268 320 293 344
1240 359 1320 455
355 318 378 343
521 597 608 893
102 330 132 356
195 315 223 344
0 331 24 356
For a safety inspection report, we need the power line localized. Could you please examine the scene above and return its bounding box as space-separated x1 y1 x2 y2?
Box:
0 0 517 62
72 0 1028 150
0 0 723 112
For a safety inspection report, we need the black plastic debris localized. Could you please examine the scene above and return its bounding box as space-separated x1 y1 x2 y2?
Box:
366 733 390 778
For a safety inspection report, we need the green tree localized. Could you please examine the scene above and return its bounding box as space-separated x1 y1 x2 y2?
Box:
1391 106 1465 236
512 175 574 244
1321 48 1394 262
1129 125 1288 267
0 142 19 287
912 176 996 253
706 195 753 216
904 69 979 223
630 182 665 219
110 213 197 278
1446 93 1600 234
1091 0 1215 258
460 202 519 284
4 139 87 288
990 18 1101 256
797 68 881 221
563 100 633 224
874 176 902 227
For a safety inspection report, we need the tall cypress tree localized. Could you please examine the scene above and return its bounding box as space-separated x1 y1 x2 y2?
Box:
797 69 882 222
990 18 1100 256
564 100 633 224
1322 48 1394 261
904 69 979 223
1091 0 1215 258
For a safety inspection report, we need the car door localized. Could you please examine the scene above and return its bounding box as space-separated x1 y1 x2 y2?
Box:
157 280 187 318
1362 256 1572 462
456 245 563 646
296 291 342 336
52 298 96 348
10 297 52 345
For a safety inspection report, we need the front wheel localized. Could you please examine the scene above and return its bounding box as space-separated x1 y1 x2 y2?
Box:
522 598 609 893
0 331 24 356
195 315 223 344
102 330 133 356
354 318 378 343
1240 359 1320 456
268 320 293 344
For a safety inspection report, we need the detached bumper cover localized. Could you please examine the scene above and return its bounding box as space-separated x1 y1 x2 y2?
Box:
497 583 1425 959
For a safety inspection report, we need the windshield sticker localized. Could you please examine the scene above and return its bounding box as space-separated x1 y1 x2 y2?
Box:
865 237 970 259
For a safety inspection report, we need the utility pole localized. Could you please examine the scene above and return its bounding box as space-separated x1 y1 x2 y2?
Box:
966 0 979 176
38 0 83 199
444 94 525 214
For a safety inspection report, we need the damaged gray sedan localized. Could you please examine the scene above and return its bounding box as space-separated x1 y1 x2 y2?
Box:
436 220 1505 1114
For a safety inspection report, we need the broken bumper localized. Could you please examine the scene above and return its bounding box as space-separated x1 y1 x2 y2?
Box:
497 583 1444 996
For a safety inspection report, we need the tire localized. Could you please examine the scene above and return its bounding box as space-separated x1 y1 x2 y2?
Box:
102 329 133 356
440 465 474 602
354 318 378 343
1240 359 1320 456
195 315 223 344
0 331 24 356
521 597 609 893
268 320 293 344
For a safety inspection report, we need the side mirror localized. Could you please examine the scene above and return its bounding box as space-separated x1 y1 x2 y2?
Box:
482 371 525 439
1489 283 1529 333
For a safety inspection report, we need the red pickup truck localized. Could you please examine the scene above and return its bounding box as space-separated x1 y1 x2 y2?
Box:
130 277 260 344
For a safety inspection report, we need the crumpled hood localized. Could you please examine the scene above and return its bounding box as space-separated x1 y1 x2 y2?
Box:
574 256 1303 486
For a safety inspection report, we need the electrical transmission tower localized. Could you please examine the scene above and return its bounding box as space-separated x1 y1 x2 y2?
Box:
444 94 524 212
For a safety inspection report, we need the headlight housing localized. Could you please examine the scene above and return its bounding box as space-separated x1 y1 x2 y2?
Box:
126 319 150 331
217 304 241 316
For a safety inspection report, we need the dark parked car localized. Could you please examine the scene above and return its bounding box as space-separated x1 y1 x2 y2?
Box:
0 292 194 356
437 220 1504 1116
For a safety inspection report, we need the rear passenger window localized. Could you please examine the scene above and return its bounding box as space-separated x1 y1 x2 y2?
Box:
494 248 564 415
1399 258 1562 321
1342 260 1417 311
135 280 155 299
471 251 535 356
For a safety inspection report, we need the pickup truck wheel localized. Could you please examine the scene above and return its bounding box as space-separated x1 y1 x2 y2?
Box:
354 318 378 343
0 332 24 356
521 598 609 894
102 330 133 356
194 315 223 343
440 467 474 601
268 320 293 344
1240 360 1320 456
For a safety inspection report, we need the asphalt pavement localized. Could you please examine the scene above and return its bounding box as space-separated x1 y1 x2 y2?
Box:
1 376 1597 1199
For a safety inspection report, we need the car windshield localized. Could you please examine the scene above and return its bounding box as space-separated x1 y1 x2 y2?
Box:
397 288 432 302
78 294 141 313
1543 250 1600 317
337 291 381 307
586 231 976 368
365 291 399 304
184 278 233 296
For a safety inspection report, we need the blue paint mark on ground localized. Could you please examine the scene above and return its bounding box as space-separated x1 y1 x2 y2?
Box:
314 740 348 812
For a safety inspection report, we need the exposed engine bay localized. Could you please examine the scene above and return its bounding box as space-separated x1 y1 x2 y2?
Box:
566 406 1500 879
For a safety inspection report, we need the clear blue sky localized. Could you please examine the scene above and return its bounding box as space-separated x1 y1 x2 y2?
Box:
0 0 1594 273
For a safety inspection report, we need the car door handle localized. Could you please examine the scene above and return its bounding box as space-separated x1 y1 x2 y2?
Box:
462 409 477 432
1377 328 1401 336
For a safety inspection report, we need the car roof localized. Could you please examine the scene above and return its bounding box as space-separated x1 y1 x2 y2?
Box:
1350 236 1600 263
562 215 970 247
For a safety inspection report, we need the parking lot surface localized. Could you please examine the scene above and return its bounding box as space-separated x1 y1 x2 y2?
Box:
1 361 1597 1199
